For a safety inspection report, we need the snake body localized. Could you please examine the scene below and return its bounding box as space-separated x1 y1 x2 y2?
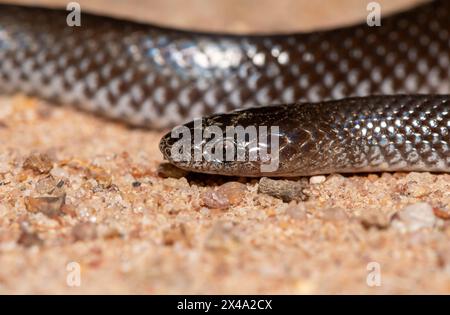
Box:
0 1 449 176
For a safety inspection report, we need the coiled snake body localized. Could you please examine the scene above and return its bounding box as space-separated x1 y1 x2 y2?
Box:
0 1 449 176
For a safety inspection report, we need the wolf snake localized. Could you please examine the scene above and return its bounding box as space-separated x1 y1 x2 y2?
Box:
0 1 449 176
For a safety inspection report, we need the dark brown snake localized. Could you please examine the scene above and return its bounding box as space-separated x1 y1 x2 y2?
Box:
0 1 449 176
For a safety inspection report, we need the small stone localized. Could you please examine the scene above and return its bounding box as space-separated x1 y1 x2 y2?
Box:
162 223 190 246
163 199 189 215
72 222 98 241
216 182 247 206
395 202 436 232
317 207 349 221
309 176 326 185
23 153 53 174
86 165 112 188
258 177 309 202
393 172 408 179
61 204 77 217
35 175 64 195
158 163 188 179
358 209 395 229
101 226 122 239
17 230 43 248
367 174 379 182
24 193 66 218
36 105 54 119
205 221 241 251
433 207 450 220
35 175 56 194
132 181 141 188
200 190 230 209
285 201 307 220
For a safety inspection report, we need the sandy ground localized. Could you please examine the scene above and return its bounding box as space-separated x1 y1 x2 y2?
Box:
1 0 450 294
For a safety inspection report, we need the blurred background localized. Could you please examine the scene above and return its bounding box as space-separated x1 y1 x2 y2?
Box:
2 0 424 32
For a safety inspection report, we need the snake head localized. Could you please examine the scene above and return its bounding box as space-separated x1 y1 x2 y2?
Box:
159 105 309 177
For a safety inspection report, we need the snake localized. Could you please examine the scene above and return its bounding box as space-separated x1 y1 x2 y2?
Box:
0 1 449 177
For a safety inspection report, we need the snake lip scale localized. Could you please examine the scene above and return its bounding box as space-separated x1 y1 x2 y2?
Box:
0 1 449 177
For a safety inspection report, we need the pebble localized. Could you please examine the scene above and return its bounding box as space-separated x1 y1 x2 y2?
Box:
395 202 436 232
317 207 349 221
61 203 77 217
85 165 112 188
162 223 190 246
309 176 326 185
205 221 241 251
200 181 247 209
433 207 450 220
24 193 66 218
358 209 396 229
72 222 98 241
23 153 53 174
367 174 379 182
216 182 247 206
285 201 308 220
17 230 43 248
35 175 65 196
258 177 309 202
35 175 57 194
200 190 229 209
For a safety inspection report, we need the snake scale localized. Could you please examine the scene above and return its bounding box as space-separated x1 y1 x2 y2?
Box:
0 1 449 176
